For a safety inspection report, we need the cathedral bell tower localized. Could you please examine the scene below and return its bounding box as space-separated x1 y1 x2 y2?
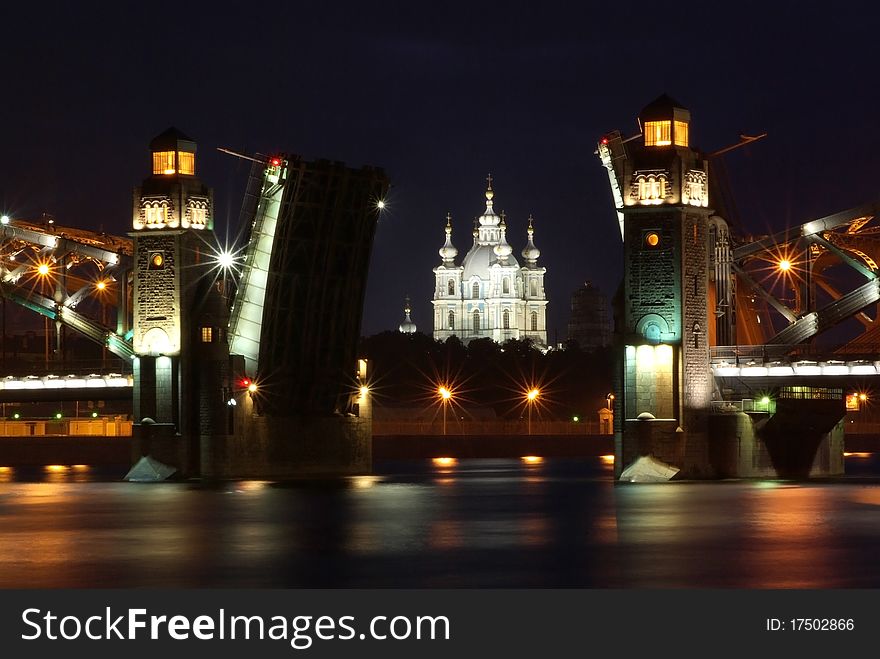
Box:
602 95 713 478
131 128 229 476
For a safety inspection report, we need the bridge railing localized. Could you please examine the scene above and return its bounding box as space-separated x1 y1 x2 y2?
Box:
712 344 880 364
0 418 132 437
710 399 775 414
0 360 132 378
371 419 607 436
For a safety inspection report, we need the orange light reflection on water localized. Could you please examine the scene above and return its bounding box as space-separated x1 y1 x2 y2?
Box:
432 457 457 468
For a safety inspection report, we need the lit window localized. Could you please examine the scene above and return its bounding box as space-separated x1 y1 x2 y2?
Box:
153 151 176 175
472 281 480 298
530 311 538 332
636 174 667 204
644 121 671 146
145 203 168 228
448 311 455 330
503 309 510 329
683 170 707 207
201 327 213 343
674 121 689 147
503 277 510 294
178 151 195 175
472 310 481 334
447 280 455 296
187 202 208 229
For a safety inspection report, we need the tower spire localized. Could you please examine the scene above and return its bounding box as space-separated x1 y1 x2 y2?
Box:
399 294 417 334
522 214 541 265
438 212 458 264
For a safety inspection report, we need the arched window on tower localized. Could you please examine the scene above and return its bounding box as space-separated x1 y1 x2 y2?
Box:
529 279 537 297
472 281 480 299
502 277 510 294
447 280 455 296
472 310 481 334
448 310 455 330
530 311 538 332
503 309 510 330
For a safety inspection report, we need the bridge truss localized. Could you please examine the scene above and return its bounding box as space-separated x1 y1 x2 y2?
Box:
0 219 134 361
717 200 880 353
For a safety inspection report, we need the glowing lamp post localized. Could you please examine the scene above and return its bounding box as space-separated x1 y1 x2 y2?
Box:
438 385 453 435
35 262 52 368
526 387 540 435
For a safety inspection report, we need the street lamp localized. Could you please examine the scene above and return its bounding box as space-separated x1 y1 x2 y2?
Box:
35 262 52 368
525 387 540 435
606 392 615 410
438 385 453 435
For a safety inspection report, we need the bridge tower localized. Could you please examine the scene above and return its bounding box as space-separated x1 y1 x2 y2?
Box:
130 128 230 476
605 95 713 477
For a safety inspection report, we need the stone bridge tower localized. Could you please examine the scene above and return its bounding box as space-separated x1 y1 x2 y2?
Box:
130 128 229 476
602 95 713 477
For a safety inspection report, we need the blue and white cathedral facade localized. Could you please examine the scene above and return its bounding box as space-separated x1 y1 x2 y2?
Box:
432 179 548 346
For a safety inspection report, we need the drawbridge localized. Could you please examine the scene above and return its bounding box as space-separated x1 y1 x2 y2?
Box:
0 219 134 361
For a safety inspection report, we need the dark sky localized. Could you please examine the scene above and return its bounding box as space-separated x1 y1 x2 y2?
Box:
2 2 879 339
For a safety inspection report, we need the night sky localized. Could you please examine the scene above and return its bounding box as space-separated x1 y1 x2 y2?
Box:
2 2 879 339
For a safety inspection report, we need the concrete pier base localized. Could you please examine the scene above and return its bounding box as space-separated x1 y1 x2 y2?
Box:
619 401 846 480
709 410 844 479
201 414 371 479
618 418 712 479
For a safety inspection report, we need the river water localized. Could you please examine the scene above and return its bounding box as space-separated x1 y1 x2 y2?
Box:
1 455 879 588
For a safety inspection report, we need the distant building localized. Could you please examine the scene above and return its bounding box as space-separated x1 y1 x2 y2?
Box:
398 295 417 334
567 281 610 348
432 177 548 346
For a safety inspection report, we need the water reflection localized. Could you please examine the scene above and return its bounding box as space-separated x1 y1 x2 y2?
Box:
0 456 879 587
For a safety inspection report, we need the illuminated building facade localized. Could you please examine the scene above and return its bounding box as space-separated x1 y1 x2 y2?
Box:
599 95 713 477
432 179 548 346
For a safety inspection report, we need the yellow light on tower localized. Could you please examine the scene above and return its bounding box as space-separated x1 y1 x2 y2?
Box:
859 392 868 402
247 382 258 393
438 386 453 401
36 263 50 276
96 280 107 291
526 388 540 402
778 259 792 272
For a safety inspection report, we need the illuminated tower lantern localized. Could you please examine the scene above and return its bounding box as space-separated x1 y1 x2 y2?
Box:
131 128 229 475
600 95 712 477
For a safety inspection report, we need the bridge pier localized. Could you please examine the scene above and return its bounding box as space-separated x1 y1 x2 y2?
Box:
604 95 714 479
603 97 848 479
709 408 845 479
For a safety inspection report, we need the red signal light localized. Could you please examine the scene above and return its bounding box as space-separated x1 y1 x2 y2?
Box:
270 157 281 167
600 137 609 145
240 378 250 388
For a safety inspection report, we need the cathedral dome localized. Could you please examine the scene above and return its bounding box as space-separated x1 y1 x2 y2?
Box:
462 244 500 281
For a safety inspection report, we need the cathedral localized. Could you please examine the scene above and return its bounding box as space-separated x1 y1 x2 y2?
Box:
432 178 548 346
